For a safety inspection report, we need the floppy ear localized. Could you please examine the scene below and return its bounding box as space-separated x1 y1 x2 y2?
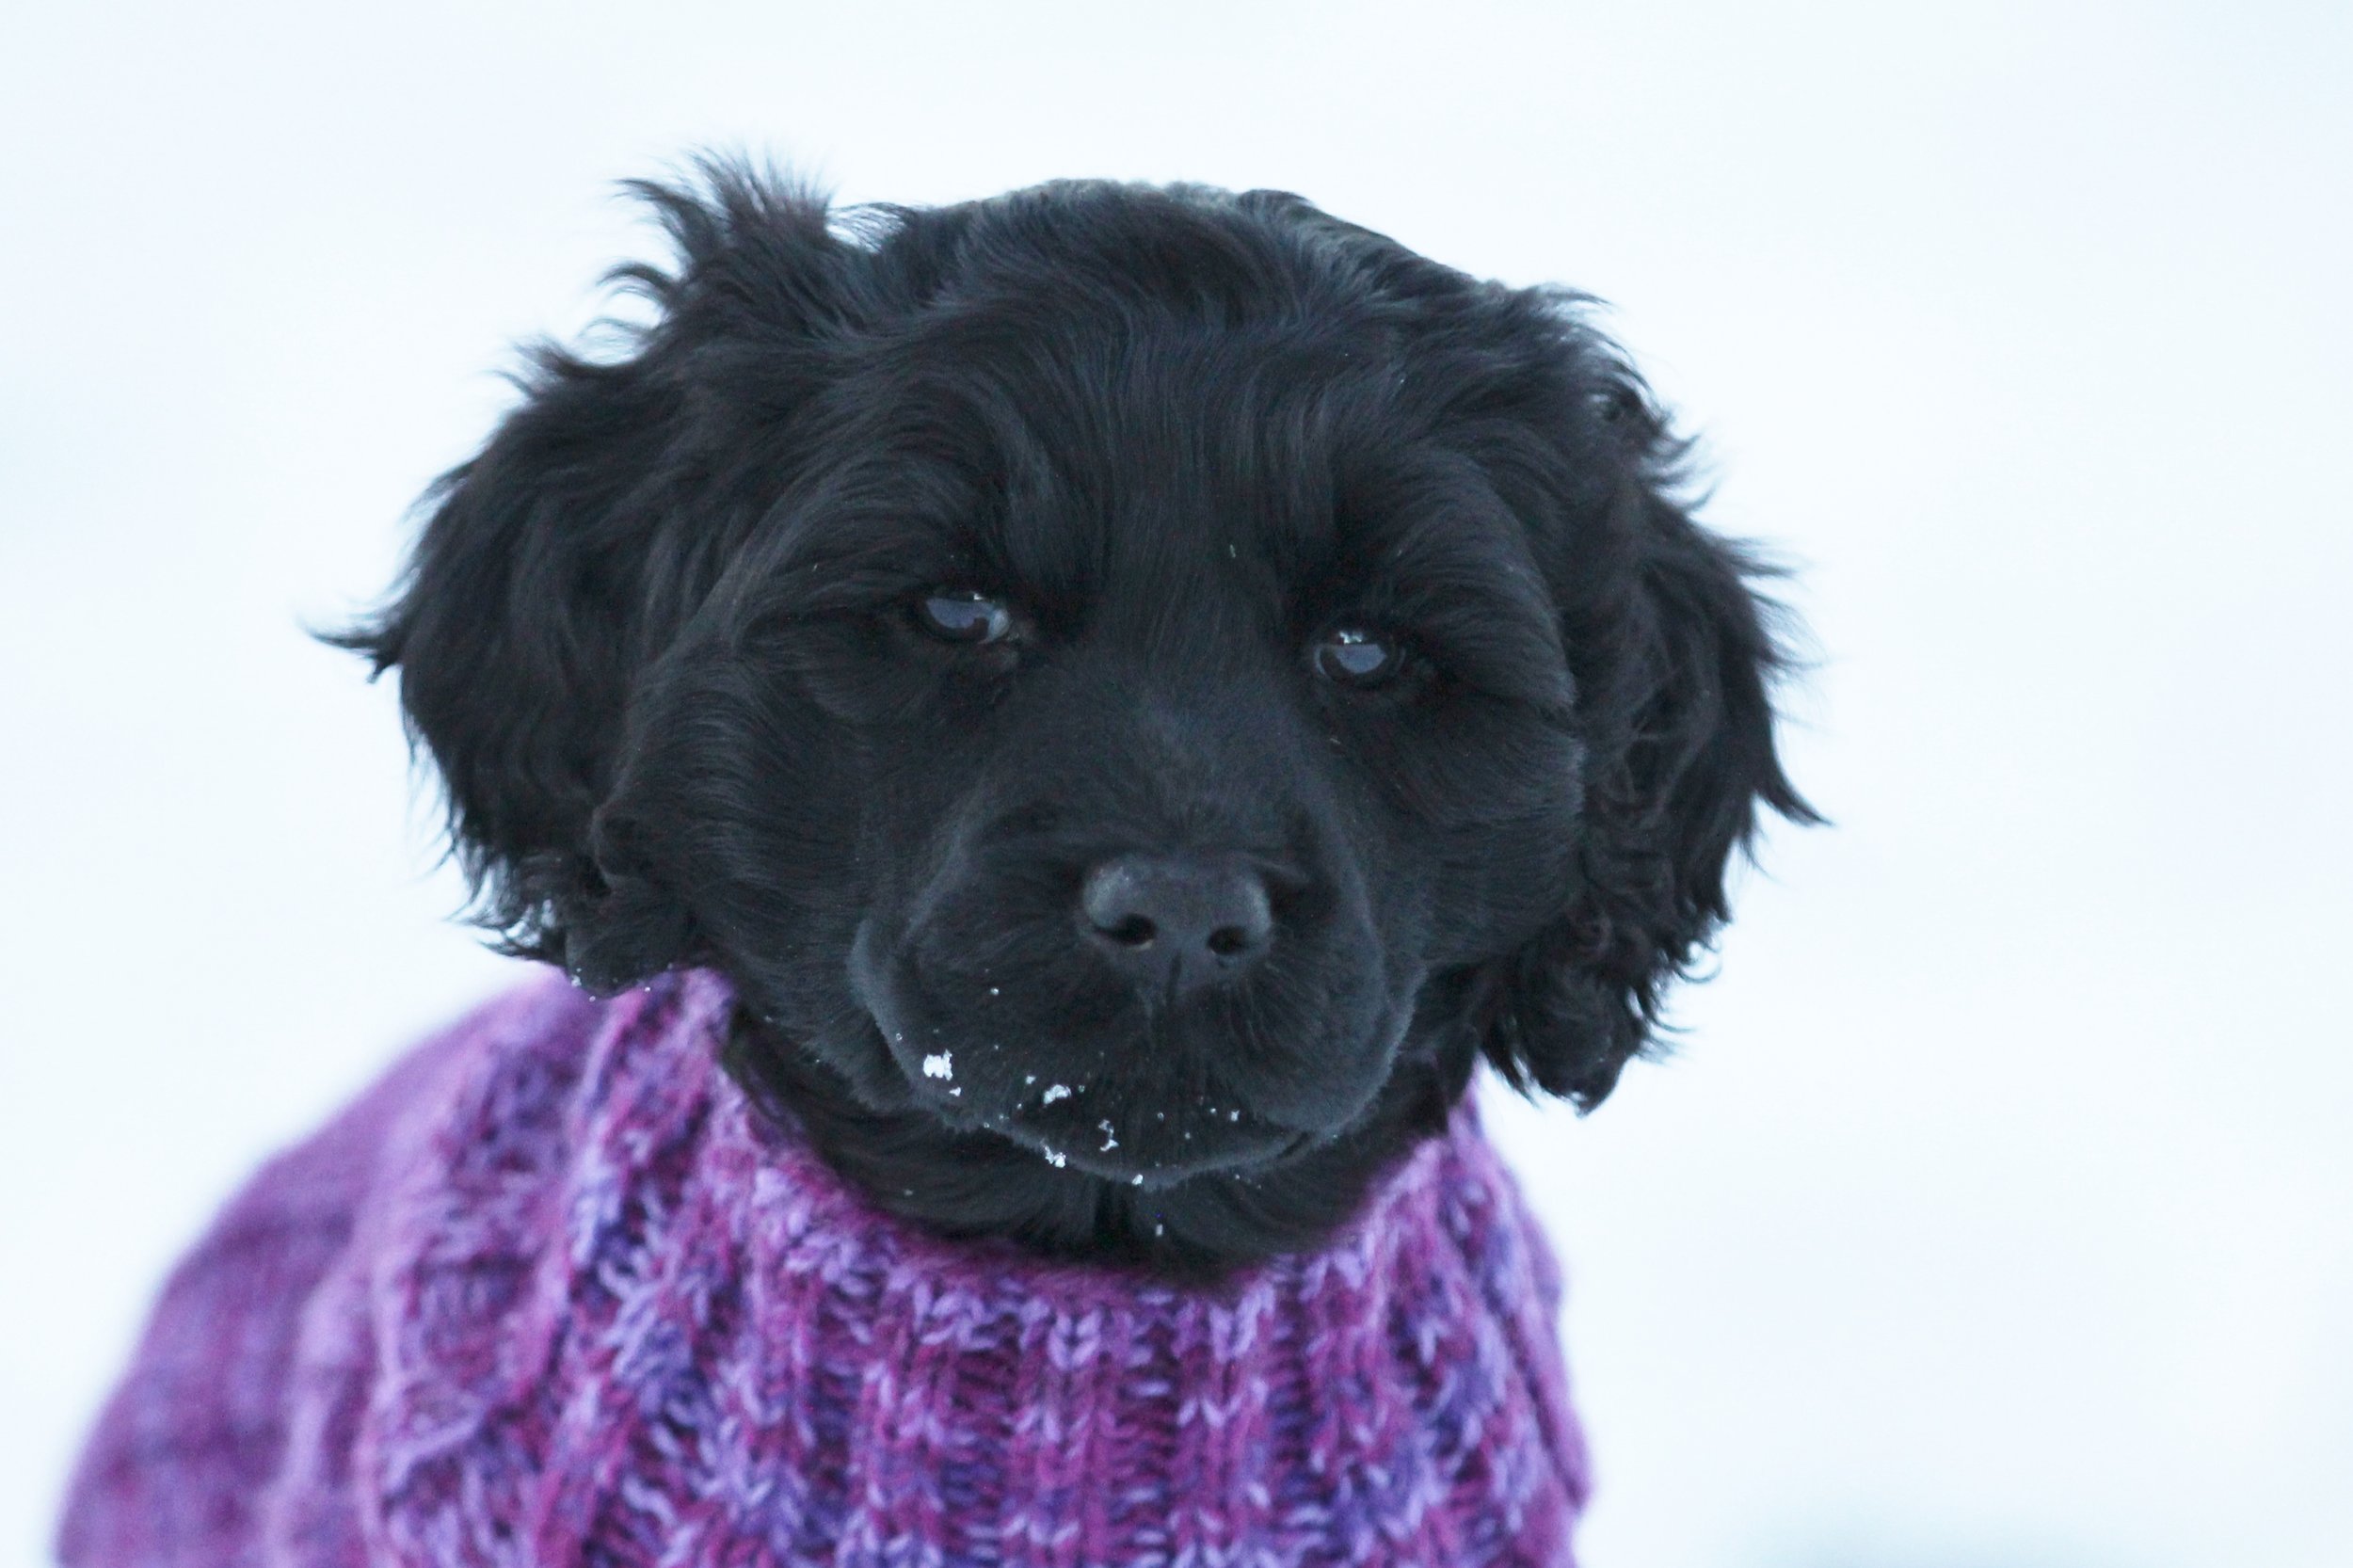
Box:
1476 393 1818 1109
330 166 856 976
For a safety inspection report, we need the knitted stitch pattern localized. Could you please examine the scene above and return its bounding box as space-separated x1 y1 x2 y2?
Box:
57 968 1590 1567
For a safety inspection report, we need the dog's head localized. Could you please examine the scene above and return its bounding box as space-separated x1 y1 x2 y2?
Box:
341 167 1812 1272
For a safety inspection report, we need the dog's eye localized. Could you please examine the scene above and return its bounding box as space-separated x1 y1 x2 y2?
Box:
916 589 1014 646
1312 628 1405 688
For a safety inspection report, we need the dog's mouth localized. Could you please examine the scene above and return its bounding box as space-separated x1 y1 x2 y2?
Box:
849 911 1399 1187
871 1016 1319 1186
992 1087 1316 1186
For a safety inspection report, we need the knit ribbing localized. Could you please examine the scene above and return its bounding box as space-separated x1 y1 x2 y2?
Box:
58 968 1589 1566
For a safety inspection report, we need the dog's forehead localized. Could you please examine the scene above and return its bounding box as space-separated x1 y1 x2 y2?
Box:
881 307 1545 633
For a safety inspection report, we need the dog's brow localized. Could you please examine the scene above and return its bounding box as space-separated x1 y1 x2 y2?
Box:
1339 495 1570 706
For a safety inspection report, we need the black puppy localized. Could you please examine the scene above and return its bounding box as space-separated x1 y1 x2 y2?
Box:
338 165 1810 1277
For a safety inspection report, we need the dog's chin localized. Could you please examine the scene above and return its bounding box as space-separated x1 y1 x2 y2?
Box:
992 1097 1316 1188
857 1012 1328 1188
723 990 1462 1276
859 995 1417 1197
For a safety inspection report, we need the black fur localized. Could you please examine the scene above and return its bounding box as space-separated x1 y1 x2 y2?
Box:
335 162 1814 1277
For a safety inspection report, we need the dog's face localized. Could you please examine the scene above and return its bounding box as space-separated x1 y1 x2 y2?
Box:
344 171 1809 1273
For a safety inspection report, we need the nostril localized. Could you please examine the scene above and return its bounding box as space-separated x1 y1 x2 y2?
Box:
1206 923 1257 958
1101 913 1157 948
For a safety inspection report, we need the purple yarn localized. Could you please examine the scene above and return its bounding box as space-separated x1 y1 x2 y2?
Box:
58 969 1590 1565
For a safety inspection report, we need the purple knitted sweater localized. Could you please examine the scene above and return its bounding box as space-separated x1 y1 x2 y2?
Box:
58 969 1590 1566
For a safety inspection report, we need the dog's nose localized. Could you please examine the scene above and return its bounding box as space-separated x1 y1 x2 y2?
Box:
1080 854 1274 995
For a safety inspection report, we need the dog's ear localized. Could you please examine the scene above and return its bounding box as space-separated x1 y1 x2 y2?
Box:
329 166 858 978
1476 380 1818 1109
